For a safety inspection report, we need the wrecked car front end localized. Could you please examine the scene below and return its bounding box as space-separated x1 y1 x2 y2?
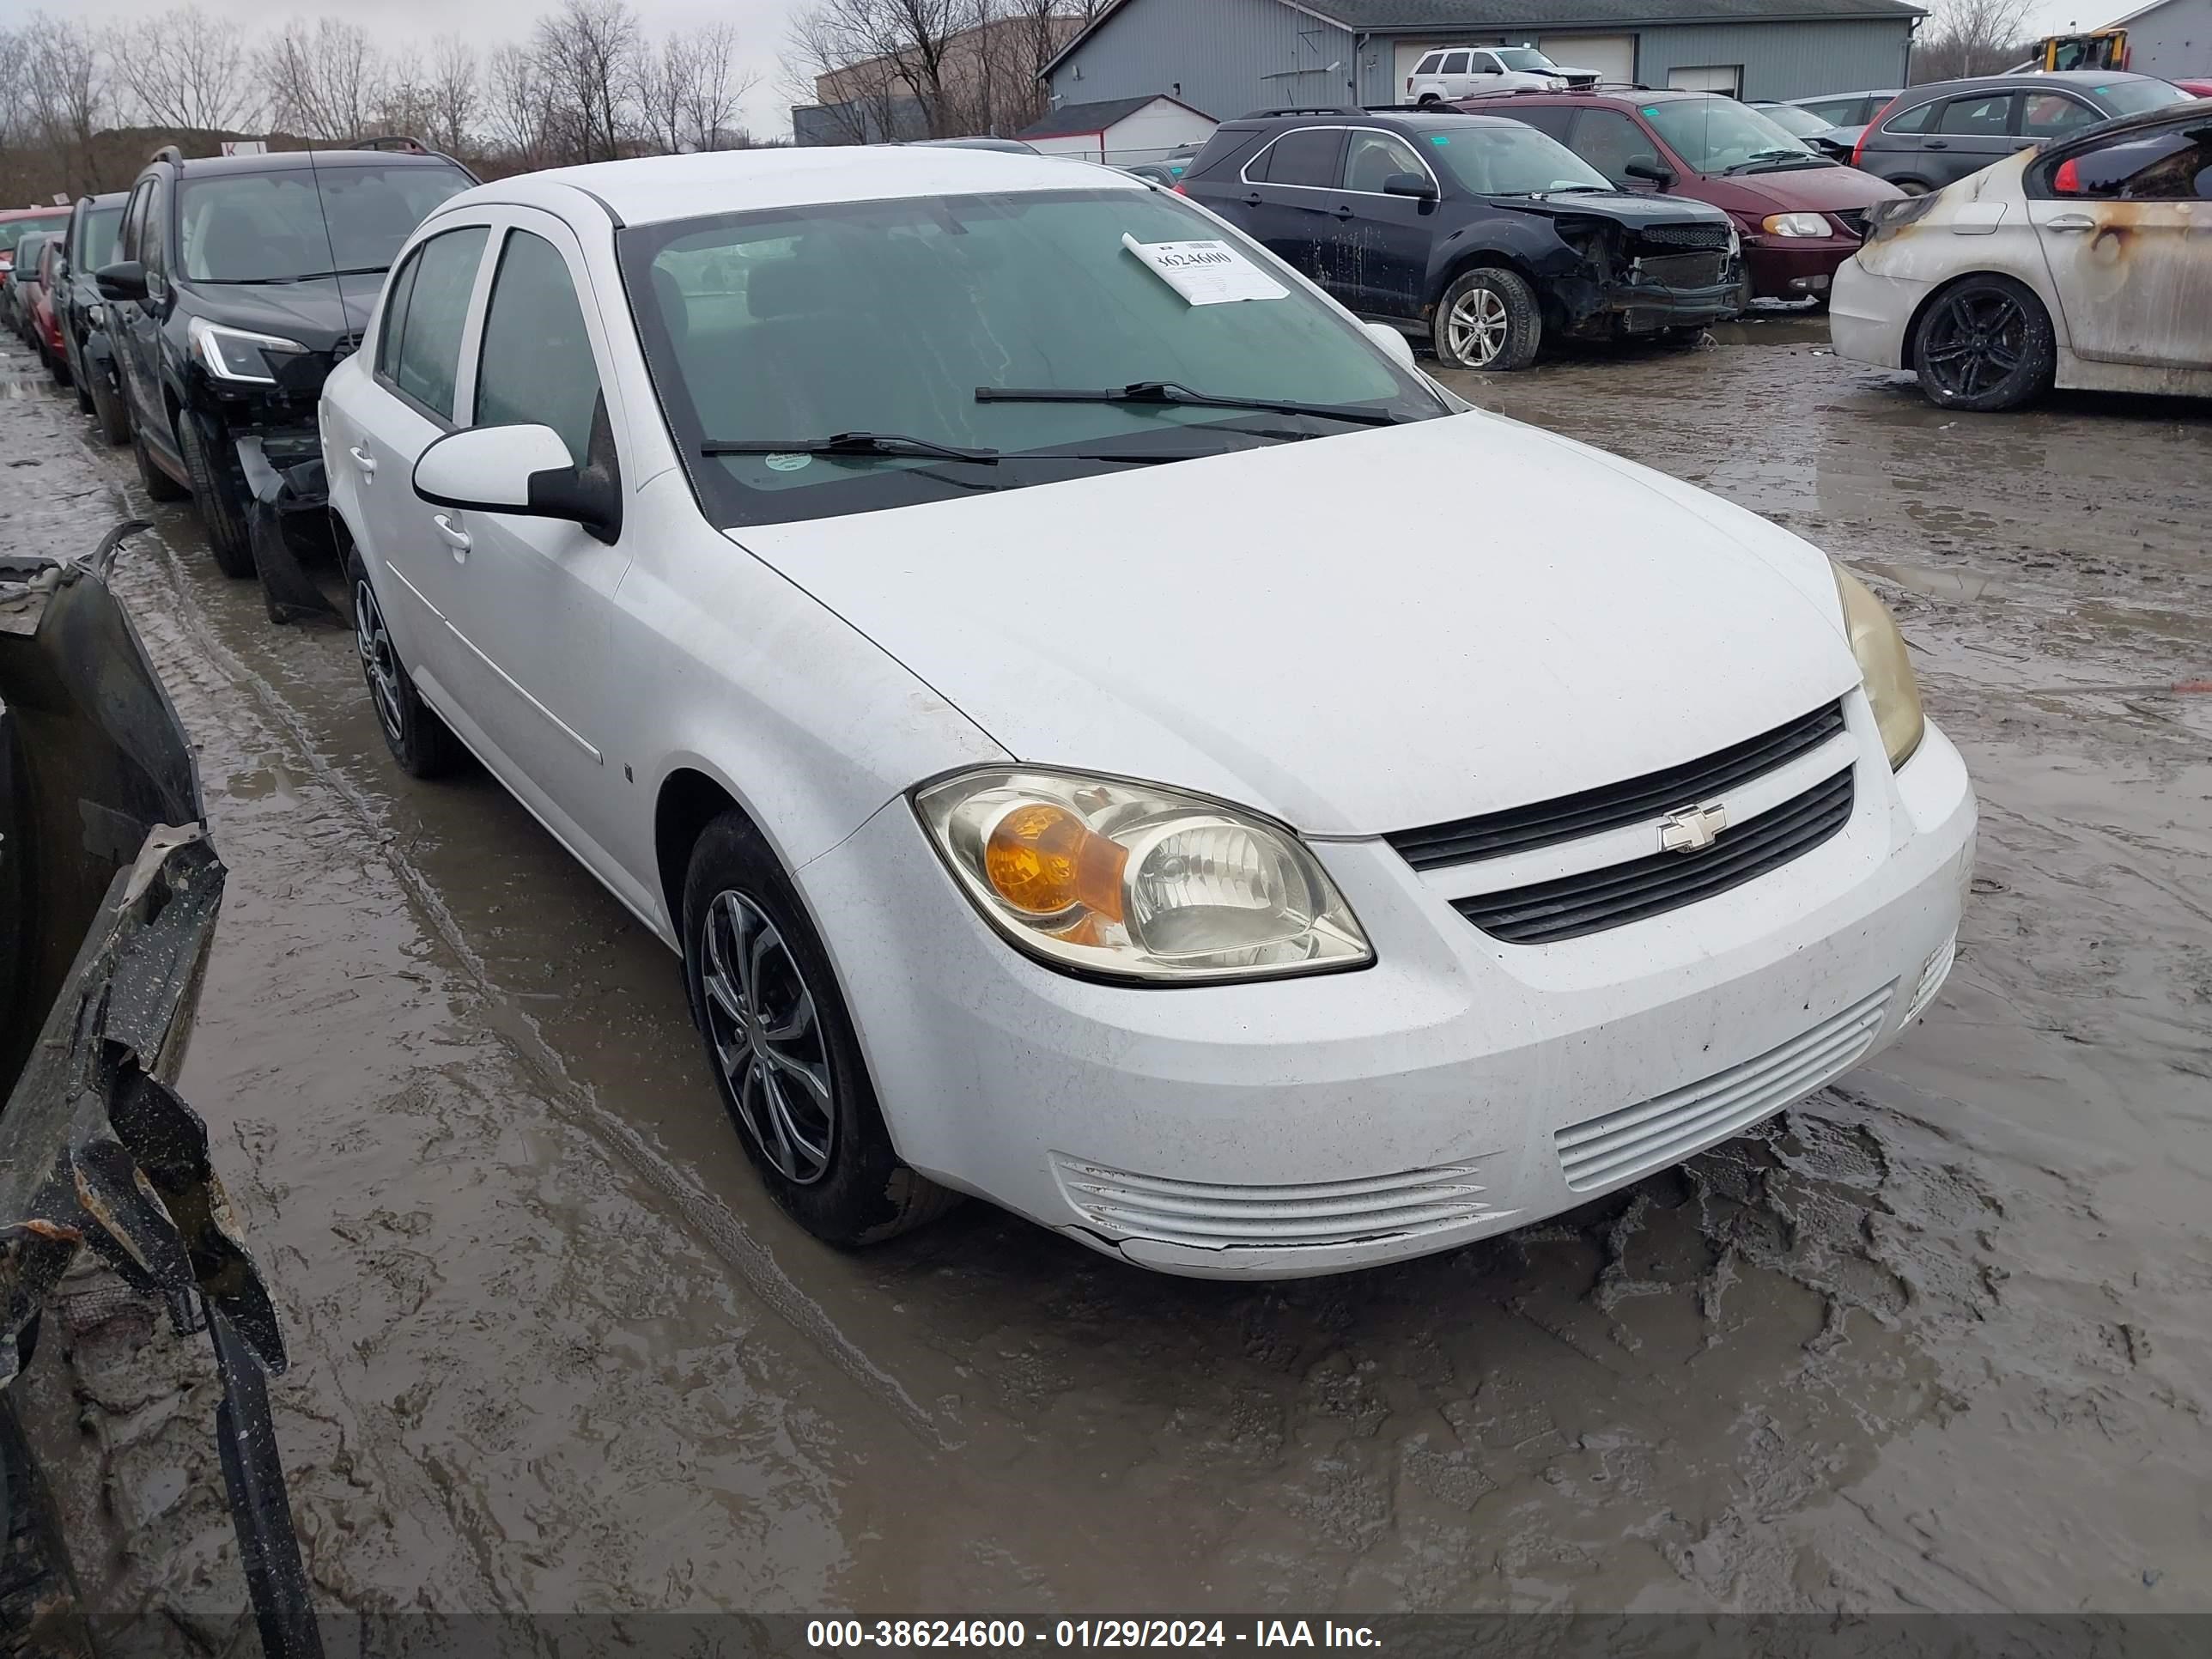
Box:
1538 210 1748 337
0 525 321 1656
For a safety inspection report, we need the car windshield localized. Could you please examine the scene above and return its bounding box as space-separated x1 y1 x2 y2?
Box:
178 163 472 283
2094 79 2194 115
1495 48 1558 72
1426 124 1613 193
622 187 1449 528
1641 97 1820 173
76 204 122 270
1756 104 1834 138
3 214 68 256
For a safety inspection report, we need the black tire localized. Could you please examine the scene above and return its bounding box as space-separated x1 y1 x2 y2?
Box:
1432 266 1542 371
345 546 465 779
1893 179 1932 197
69 343 93 412
45 341 69 388
88 366 129 446
1912 273 2055 413
1417 94 1442 107
682 811 960 1249
176 410 257 577
131 416 189 502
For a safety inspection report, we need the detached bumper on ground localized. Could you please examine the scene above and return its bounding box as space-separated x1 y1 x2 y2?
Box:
810 697 1975 1279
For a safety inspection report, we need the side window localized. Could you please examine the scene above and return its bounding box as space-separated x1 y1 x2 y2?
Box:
376 247 422 381
118 183 150 264
1797 98 1850 125
389 226 486 421
2055 123 2212 200
2021 94 2099 138
1342 131 1427 192
1265 128 1346 188
1510 106 1576 142
1440 52 1471 76
1936 93 2014 137
475 229 604 469
140 177 168 276
1881 98 1938 136
1570 109 1660 183
1415 52 1443 76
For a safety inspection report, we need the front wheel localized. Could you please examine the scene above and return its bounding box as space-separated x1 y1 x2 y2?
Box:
88 366 130 446
347 548 465 778
176 411 257 577
1433 267 1541 371
132 416 189 502
682 811 959 1248
1912 274 2054 412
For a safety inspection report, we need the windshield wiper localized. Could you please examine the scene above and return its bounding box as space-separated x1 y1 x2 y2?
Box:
975 380 1406 428
1524 185 1612 195
201 265 389 285
1723 149 1811 174
702 431 1000 465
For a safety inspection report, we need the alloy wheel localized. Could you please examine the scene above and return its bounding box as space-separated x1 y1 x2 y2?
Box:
1922 290 2027 400
354 578 405 744
1447 288 1510 366
701 889 836 1185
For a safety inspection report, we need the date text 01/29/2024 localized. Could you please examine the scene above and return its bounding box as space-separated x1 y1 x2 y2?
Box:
805 1620 1382 1650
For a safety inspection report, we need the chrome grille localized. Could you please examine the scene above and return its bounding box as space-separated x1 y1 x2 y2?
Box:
1555 983 1893 1192
1050 1155 1499 1250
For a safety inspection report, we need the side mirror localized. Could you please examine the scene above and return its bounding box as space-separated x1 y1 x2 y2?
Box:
1382 172 1438 199
1625 161 1675 188
95 260 149 302
413 424 619 538
1363 321 1417 370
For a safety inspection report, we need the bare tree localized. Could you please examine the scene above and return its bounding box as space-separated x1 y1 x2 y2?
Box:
111 5 259 133
789 0 970 140
1913 0 2039 82
533 0 641 163
485 40 558 169
257 18 390 141
20 13 108 191
420 35 479 156
678 23 755 151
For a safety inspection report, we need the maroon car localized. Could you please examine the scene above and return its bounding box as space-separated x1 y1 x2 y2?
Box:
1452 88 1904 301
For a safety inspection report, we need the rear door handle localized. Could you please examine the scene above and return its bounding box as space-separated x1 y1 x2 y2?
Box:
1333 204 1356 220
2045 213 2096 232
348 446 377 476
433 514 471 560
1243 192 1262 207
1923 139 1949 149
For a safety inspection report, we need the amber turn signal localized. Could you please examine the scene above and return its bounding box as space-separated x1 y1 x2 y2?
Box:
983 803 1128 921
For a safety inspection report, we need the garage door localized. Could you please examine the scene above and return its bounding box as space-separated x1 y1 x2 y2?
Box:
1668 64 1744 94
1537 33 1635 86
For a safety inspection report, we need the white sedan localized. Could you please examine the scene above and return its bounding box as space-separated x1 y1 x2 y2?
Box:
320 145 1974 1278
1832 100 2212 410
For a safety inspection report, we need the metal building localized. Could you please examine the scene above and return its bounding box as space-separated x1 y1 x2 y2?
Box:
1041 0 1926 122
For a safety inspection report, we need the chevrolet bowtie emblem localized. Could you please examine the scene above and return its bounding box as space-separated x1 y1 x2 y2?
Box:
1658 800 1729 854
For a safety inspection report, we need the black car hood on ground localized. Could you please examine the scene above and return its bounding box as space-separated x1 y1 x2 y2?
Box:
182 272 380 353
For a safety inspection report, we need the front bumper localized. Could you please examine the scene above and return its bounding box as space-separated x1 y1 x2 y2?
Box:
1602 274 1747 332
1744 234 1862 300
805 700 1977 1279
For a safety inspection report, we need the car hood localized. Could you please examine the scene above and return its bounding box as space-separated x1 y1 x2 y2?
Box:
179 275 379 351
1499 191 1731 228
1722 162 1902 211
728 414 1862 836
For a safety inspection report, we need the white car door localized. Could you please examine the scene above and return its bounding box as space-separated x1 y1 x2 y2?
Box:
331 220 495 711
435 208 636 876
2028 112 2212 372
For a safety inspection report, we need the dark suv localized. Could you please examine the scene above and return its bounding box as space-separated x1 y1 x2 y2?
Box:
1850 72 2193 195
96 141 475 576
58 191 130 444
1179 106 1744 369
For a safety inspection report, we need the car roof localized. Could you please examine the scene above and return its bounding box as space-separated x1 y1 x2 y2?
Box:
1225 107 1528 131
1893 70 2166 97
75 191 129 209
0 206 70 221
428 145 1149 229
149 148 468 179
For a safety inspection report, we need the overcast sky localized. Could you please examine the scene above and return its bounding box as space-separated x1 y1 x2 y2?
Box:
57 0 2127 143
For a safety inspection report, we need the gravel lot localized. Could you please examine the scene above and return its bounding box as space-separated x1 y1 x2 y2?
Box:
2 325 2206 1632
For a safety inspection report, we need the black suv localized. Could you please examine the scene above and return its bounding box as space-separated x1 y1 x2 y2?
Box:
1179 106 1744 370
96 141 476 575
58 191 130 445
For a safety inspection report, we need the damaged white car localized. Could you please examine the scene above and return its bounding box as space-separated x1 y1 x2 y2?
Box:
321 146 1975 1278
1832 100 2212 410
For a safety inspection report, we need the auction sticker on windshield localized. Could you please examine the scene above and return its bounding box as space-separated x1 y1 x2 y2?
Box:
1119 234 1287 306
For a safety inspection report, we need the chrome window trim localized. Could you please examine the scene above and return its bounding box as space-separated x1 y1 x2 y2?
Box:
1239 125 1443 198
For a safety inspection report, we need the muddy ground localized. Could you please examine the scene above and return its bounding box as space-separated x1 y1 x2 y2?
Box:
0 326 2206 1637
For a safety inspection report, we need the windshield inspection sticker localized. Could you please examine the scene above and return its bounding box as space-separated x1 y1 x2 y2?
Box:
1121 234 1288 306
763 453 811 471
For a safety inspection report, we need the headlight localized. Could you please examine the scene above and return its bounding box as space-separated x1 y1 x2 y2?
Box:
1833 565 1924 769
1761 212 1832 238
915 768 1371 983
188 314 308 384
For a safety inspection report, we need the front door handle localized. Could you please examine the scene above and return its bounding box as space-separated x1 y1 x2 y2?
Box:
2045 213 2096 232
1923 139 1949 149
348 446 377 476
1243 192 1262 207
1333 204 1356 220
433 514 471 561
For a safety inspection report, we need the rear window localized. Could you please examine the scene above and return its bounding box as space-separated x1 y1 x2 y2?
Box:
2094 79 2193 116
2 213 68 255
1881 98 1938 135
